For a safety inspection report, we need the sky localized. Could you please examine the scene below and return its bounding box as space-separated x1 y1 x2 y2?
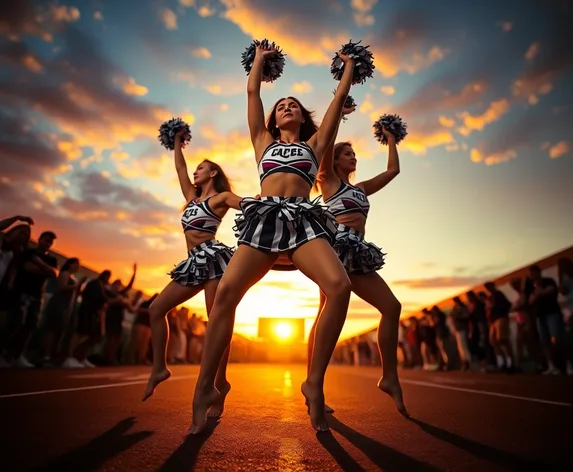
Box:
1 0 572 340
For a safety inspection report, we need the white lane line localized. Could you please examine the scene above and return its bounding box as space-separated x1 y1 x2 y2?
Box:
348 371 572 407
0 374 198 400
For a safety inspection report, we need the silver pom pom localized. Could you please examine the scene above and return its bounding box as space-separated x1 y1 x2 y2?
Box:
158 118 192 151
241 38 286 83
331 40 375 85
373 114 408 145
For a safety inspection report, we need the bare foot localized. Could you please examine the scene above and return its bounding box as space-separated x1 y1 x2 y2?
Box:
301 381 329 432
142 368 172 402
207 381 231 418
188 386 220 435
305 399 334 415
378 377 409 418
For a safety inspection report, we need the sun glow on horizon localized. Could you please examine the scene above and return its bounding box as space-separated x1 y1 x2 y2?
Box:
274 321 294 341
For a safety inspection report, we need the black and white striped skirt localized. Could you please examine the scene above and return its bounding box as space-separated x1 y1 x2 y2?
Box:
234 196 338 270
169 240 234 286
333 224 385 274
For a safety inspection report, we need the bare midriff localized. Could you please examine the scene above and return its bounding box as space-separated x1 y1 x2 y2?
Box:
260 173 312 198
184 229 218 252
335 212 366 235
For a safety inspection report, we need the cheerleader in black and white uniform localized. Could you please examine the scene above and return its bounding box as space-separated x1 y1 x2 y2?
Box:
309 107 408 416
142 129 243 418
189 45 356 434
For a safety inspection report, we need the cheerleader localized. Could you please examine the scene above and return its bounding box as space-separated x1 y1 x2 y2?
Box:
309 107 408 416
142 129 243 418
189 45 356 434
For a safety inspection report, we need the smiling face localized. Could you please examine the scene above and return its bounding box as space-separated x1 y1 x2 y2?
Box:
193 161 216 187
274 98 303 129
335 143 356 174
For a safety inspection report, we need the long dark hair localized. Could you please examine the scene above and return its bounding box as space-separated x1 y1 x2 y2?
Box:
266 96 318 142
195 159 233 198
61 257 79 272
314 141 354 192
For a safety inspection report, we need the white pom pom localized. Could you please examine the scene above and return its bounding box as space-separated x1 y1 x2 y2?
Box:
158 118 191 151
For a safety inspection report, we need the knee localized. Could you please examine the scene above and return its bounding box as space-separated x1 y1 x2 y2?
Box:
321 272 351 299
148 301 163 321
212 279 242 309
387 298 402 318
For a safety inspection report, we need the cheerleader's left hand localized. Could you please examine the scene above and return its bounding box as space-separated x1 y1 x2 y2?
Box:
342 104 356 116
382 126 396 142
337 51 354 65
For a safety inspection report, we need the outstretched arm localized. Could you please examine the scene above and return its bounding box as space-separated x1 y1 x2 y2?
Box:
247 45 276 157
174 131 196 202
221 192 244 211
308 53 355 161
358 132 400 196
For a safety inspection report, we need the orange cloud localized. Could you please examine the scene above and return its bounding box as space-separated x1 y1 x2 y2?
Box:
380 86 395 96
191 47 212 58
159 8 177 30
438 116 455 128
291 81 313 94
117 77 149 96
401 129 455 156
470 148 517 166
94 11 103 21
22 54 43 73
218 0 349 66
351 0 377 26
458 99 510 136
549 141 570 159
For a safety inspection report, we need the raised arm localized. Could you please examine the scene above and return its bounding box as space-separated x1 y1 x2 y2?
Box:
308 53 355 160
357 131 400 196
247 45 276 156
0 215 34 231
122 263 137 294
320 104 357 179
174 131 196 202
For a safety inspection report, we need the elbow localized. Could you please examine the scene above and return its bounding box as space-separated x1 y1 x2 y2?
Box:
389 168 400 177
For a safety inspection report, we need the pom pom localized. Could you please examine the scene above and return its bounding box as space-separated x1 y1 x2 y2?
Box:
331 39 375 85
158 118 191 151
373 114 408 145
333 91 357 122
241 38 286 83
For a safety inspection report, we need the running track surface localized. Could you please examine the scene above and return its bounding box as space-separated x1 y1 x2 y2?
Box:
1 364 572 471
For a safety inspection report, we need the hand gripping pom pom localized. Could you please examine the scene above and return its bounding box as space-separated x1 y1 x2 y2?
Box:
331 40 375 85
333 91 357 122
241 39 286 83
373 114 408 145
158 118 192 151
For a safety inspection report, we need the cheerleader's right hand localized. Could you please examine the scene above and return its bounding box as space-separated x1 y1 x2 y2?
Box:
255 43 278 60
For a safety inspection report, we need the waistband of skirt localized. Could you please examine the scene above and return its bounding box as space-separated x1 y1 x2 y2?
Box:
336 223 365 239
188 239 226 255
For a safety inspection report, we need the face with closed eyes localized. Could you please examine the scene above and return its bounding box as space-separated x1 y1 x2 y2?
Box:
335 144 357 174
193 161 216 186
275 98 303 129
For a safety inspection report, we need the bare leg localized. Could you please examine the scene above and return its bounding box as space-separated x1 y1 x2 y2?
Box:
291 239 351 432
350 272 408 417
307 290 334 414
190 246 278 434
204 279 233 418
142 281 202 401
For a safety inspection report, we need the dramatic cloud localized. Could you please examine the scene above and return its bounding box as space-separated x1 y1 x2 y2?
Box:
116 76 149 96
394 275 492 289
458 99 510 136
380 86 395 96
